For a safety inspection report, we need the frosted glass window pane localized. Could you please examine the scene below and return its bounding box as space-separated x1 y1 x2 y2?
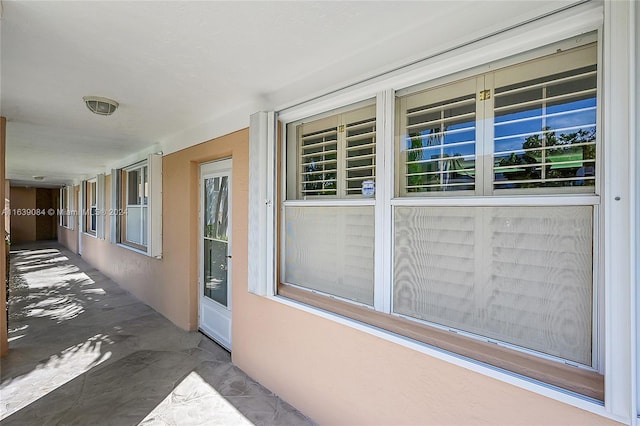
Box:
285 206 374 305
204 238 228 306
127 170 141 205
126 206 145 245
394 205 593 365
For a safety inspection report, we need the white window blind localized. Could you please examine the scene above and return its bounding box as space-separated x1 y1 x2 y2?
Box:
493 51 597 191
393 205 594 366
289 104 376 199
345 116 376 195
299 124 338 197
284 205 374 305
397 77 478 195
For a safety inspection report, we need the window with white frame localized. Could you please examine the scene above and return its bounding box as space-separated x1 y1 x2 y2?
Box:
280 37 602 399
122 162 148 249
111 154 162 258
393 43 598 366
285 103 376 305
85 179 97 234
59 186 74 229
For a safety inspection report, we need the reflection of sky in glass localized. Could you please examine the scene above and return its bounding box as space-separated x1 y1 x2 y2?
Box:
420 143 475 158
547 97 595 114
546 108 596 130
447 120 474 132
495 107 542 123
495 118 542 139
494 97 596 153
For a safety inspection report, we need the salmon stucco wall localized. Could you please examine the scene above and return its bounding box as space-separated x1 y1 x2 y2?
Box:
233 288 621 425
77 129 248 330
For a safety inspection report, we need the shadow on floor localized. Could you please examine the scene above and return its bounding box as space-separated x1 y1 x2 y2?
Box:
1 242 314 426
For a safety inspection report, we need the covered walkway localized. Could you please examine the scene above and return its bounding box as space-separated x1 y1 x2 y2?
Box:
0 242 313 425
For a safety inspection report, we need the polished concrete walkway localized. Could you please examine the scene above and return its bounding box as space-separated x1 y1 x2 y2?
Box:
1 242 314 426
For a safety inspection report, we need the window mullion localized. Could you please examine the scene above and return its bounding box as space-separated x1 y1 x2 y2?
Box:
481 74 494 196
541 85 548 183
376 90 394 314
338 118 346 198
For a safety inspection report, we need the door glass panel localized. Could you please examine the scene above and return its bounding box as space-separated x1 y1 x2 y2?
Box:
203 176 229 306
204 239 228 306
204 176 229 239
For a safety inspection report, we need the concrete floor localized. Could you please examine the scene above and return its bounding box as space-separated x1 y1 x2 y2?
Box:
0 242 314 426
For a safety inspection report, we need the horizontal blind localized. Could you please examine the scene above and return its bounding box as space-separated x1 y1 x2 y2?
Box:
345 116 376 196
285 205 374 305
293 104 376 199
299 126 338 197
394 205 593 365
493 43 597 191
394 207 477 327
397 78 477 195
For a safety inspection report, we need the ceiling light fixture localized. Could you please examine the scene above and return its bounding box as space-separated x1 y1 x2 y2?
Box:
83 96 119 116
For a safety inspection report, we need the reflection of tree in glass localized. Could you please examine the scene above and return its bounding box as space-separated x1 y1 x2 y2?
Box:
407 127 468 192
206 177 229 240
406 132 426 191
499 127 596 187
303 156 337 194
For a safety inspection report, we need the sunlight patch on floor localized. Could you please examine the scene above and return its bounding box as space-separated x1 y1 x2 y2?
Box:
139 371 252 425
0 334 113 421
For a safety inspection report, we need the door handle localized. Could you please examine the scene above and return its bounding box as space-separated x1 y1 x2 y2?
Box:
226 255 232 259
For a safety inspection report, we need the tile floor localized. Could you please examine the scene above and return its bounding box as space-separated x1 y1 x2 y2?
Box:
0 242 315 426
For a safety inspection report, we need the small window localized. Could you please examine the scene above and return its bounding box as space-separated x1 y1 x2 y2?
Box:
85 180 97 234
59 186 74 229
121 163 149 249
111 154 162 257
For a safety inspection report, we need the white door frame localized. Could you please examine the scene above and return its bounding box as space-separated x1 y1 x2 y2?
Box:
199 158 233 350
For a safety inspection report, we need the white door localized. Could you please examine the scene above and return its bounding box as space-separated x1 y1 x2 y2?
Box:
199 159 232 350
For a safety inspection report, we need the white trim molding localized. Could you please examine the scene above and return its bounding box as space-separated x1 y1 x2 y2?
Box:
248 111 276 296
603 0 636 423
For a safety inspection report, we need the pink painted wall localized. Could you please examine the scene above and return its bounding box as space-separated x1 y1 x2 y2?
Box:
234 293 621 425
76 129 248 330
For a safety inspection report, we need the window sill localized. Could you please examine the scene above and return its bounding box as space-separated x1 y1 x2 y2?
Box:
116 242 148 257
278 284 604 401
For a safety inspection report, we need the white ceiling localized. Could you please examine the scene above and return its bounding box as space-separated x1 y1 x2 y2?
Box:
1 0 580 187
